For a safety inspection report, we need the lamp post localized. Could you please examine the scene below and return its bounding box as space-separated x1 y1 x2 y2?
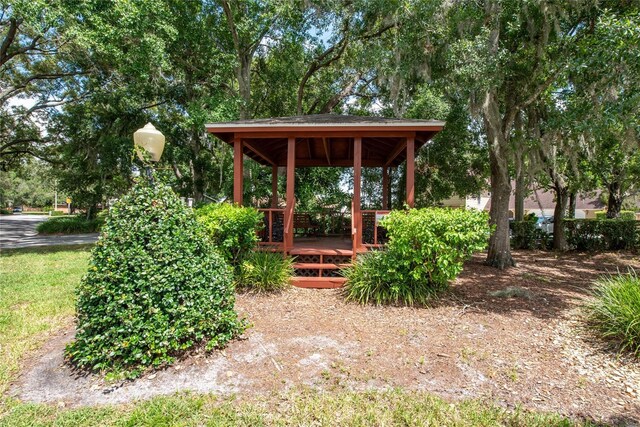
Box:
134 123 165 182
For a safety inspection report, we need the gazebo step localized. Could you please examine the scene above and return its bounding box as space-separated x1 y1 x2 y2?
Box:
291 277 347 289
293 262 350 270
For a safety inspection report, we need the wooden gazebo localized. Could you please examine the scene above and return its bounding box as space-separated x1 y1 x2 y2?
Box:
206 114 444 287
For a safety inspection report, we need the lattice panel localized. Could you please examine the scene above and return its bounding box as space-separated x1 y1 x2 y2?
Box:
324 255 351 264
295 254 321 263
362 212 376 244
294 268 319 277
322 269 343 278
376 226 388 244
261 213 284 243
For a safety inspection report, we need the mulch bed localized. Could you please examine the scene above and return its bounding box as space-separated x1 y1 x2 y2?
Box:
11 251 640 424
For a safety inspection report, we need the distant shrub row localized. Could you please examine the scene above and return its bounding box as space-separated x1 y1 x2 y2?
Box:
595 210 636 220
510 218 639 251
510 220 549 250
37 216 104 234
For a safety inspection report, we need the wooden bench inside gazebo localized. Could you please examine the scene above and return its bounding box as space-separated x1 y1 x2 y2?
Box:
206 114 444 288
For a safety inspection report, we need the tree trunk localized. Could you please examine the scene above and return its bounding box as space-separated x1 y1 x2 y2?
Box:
86 203 97 220
486 149 515 269
237 54 252 120
567 191 576 219
483 91 515 269
606 181 623 218
513 111 526 221
552 185 568 251
514 165 525 221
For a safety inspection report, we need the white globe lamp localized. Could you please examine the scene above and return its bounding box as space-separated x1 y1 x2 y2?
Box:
134 123 165 162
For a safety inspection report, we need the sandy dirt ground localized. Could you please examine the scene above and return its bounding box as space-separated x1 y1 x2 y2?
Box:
10 251 640 425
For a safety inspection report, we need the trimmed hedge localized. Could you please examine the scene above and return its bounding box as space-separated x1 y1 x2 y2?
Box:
65 179 244 378
595 210 636 220
510 218 639 251
195 203 263 268
343 208 490 306
565 219 639 251
511 220 540 250
37 216 103 234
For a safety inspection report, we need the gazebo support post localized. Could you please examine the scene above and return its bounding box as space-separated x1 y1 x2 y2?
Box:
271 165 278 207
382 166 389 210
406 135 415 208
233 136 243 205
284 137 295 252
353 136 362 254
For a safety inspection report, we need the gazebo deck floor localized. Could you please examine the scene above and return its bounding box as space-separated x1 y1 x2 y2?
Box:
289 236 367 256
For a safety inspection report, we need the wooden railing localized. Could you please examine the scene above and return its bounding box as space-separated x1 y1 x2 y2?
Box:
257 208 285 250
359 210 390 247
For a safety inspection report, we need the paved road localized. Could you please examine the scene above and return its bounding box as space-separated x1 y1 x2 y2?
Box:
0 215 98 250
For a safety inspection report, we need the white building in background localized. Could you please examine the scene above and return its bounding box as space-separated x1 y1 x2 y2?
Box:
442 188 612 219
441 192 491 211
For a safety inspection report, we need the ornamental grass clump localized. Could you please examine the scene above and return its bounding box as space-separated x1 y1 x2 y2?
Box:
238 251 294 293
65 178 244 378
584 269 640 357
343 208 490 306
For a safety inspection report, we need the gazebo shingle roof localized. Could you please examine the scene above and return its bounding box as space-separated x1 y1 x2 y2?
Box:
206 113 445 127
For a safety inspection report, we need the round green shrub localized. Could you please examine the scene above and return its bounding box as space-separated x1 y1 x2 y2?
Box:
195 203 263 268
343 208 490 306
238 251 293 293
65 178 244 377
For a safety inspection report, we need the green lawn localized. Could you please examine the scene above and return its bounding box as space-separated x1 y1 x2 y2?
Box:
0 246 586 426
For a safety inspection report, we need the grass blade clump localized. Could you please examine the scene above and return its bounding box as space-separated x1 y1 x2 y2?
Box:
584 269 640 357
238 251 293 293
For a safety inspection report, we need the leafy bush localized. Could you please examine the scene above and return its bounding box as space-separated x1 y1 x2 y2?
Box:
37 215 103 234
49 210 66 216
620 211 637 220
65 178 244 378
595 210 636 220
584 270 640 357
565 219 639 251
343 208 490 306
196 203 263 268
0 208 11 215
510 219 538 249
238 251 293 292
510 219 553 250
